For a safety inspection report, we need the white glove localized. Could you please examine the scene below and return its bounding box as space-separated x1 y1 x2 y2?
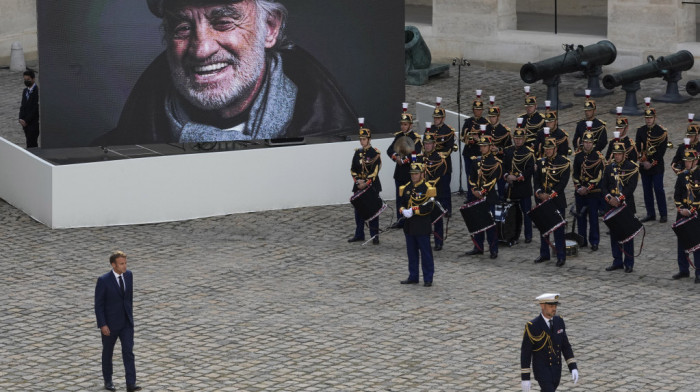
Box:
402 208 414 218
572 369 579 384
521 380 530 392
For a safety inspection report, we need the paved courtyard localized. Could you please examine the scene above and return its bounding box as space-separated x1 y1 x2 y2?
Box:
1 57 700 391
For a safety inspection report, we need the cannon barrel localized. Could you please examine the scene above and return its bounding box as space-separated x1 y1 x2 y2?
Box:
602 50 695 90
686 79 700 96
520 40 617 84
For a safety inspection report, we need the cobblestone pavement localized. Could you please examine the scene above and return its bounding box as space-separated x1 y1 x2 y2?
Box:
2 63 700 391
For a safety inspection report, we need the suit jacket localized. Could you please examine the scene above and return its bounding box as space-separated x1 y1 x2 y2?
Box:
19 85 40 129
95 270 134 332
521 314 577 382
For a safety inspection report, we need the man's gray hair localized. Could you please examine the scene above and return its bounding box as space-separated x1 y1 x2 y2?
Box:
152 0 288 49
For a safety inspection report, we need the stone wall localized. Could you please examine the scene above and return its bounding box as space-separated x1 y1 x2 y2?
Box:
517 0 607 17
0 0 37 65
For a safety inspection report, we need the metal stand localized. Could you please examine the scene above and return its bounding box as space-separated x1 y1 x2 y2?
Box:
452 57 470 194
574 65 613 97
609 81 644 116
653 70 693 103
537 74 573 111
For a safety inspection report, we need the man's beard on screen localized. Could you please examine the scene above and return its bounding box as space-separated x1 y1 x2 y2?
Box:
168 24 268 113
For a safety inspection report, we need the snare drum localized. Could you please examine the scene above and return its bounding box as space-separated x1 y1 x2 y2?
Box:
603 203 643 244
527 199 566 237
460 199 496 235
350 184 387 221
495 202 521 244
672 214 700 253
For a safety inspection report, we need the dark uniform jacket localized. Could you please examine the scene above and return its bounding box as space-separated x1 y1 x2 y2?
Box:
521 315 578 383
635 124 668 176
534 154 571 212
400 180 436 236
19 84 40 132
502 144 535 200
572 149 606 199
485 122 512 159
600 159 639 214
573 118 607 152
518 111 545 148
468 152 503 206
431 123 456 173
604 135 638 163
673 166 700 215
421 150 448 184
671 141 699 174
386 130 422 184
534 127 570 158
351 145 382 193
462 116 489 159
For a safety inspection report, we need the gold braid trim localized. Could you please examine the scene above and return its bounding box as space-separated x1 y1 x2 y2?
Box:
523 323 551 352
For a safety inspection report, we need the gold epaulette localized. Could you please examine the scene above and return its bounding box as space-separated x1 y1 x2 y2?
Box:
526 146 535 153
561 129 569 137
399 183 409 197
600 119 606 125
494 156 503 164
355 148 360 151
504 126 512 132
426 185 437 198
471 156 479 161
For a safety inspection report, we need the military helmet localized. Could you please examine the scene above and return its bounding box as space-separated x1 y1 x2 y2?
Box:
612 142 626 154
686 123 699 136
513 128 527 138
409 162 424 173
359 127 371 138
524 96 537 107
543 137 557 149
423 131 437 143
472 100 484 110
488 106 500 116
644 108 656 118
400 113 414 123
478 135 493 146
582 131 595 143
583 99 596 110
615 117 629 129
433 107 446 118
682 149 698 161
544 111 557 122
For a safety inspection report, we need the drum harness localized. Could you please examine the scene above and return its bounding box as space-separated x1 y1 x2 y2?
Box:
639 127 667 164
469 157 500 252
539 159 569 252
676 170 700 268
609 162 646 258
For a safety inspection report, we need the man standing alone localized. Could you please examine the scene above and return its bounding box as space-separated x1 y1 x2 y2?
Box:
18 70 40 148
95 251 141 392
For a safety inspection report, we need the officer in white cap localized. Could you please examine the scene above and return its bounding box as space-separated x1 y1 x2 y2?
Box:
521 293 578 392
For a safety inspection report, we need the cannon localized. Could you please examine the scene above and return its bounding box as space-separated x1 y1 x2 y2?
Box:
686 79 700 96
404 26 449 86
602 50 694 114
520 40 617 109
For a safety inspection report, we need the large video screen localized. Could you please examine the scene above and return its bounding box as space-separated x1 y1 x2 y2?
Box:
37 0 404 148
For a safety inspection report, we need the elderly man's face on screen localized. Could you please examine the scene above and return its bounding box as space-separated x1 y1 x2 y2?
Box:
163 0 282 115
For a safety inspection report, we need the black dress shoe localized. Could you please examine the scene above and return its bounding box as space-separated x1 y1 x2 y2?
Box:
556 259 565 267
672 271 690 279
534 256 550 263
640 215 656 223
347 237 364 243
104 382 116 392
591 244 599 251
127 386 142 392
581 240 588 248
524 238 532 244
434 243 443 251
465 248 483 256
605 264 624 271
424 281 432 287
659 216 668 223
625 267 633 273
372 237 380 245
489 252 498 259
695 276 700 284
400 279 419 284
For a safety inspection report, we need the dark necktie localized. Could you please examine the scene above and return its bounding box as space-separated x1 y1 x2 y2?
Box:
118 275 125 294
548 319 553 331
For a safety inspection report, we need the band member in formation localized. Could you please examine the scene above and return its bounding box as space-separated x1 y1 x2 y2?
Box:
485 105 512 199
465 135 502 259
503 127 536 243
431 98 457 215
672 149 700 283
534 138 571 266
517 92 545 149
573 99 607 152
535 111 570 158
349 127 382 244
399 162 436 287
671 117 699 174
520 293 579 392
462 92 489 193
387 106 422 229
421 132 449 251
572 131 605 251
635 105 669 223
601 143 639 272
605 116 638 163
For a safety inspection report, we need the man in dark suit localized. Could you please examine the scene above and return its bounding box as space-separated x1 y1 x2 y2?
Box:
18 70 40 148
521 293 579 392
95 251 141 392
